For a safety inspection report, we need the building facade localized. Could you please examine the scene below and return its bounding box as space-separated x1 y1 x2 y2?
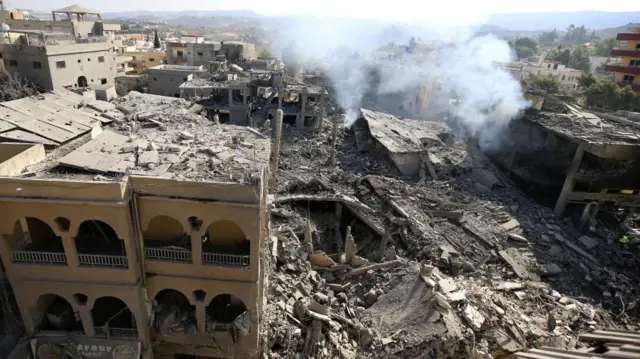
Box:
166 38 256 66
607 27 640 95
0 174 268 359
0 31 117 90
147 64 207 97
0 5 124 89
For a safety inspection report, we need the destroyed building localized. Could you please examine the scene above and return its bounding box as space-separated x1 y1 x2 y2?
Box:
486 97 640 219
0 90 270 359
182 69 328 128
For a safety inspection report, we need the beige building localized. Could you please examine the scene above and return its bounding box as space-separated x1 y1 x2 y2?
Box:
0 91 270 359
127 50 167 73
0 5 127 87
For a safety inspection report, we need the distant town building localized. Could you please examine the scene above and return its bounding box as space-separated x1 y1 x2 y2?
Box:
606 27 640 95
0 5 126 89
508 60 583 91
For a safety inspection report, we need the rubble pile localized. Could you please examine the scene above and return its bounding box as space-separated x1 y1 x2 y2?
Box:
262 110 640 358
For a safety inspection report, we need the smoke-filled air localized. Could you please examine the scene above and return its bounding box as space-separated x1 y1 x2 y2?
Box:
268 17 530 144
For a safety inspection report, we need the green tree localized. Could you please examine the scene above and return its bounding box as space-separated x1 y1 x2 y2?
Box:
577 73 597 89
563 24 589 45
569 45 591 72
538 29 559 47
527 74 561 94
259 48 272 58
513 37 539 60
592 37 618 57
153 29 161 49
547 46 571 65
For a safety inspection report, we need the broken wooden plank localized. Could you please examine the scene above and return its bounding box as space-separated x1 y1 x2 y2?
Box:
498 248 540 281
274 194 374 212
431 210 464 220
580 333 640 345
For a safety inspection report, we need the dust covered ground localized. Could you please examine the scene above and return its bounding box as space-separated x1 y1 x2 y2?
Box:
260 115 640 359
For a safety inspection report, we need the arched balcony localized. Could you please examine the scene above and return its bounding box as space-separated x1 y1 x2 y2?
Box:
10 218 67 265
143 216 192 263
202 220 250 268
151 289 196 336
34 294 83 333
205 294 250 344
92 296 137 338
74 220 128 268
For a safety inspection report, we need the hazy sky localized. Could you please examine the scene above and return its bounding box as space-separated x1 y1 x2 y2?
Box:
11 0 640 23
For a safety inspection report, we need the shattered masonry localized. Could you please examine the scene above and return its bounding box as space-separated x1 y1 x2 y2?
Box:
2 87 640 359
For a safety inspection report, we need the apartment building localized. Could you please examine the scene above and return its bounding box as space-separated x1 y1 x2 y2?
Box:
0 5 126 86
166 37 256 66
607 27 640 95
0 91 270 359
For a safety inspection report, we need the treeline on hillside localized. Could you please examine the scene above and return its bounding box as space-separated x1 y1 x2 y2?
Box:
526 72 639 111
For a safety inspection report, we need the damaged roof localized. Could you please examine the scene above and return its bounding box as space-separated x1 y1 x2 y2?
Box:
525 102 640 147
358 108 449 154
8 91 271 183
0 91 112 147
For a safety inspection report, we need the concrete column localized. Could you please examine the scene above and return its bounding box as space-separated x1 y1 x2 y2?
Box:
271 109 283 183
78 307 96 337
277 92 282 110
300 94 306 115
554 143 586 218
195 302 206 333
191 231 202 266
243 93 247 106
318 94 325 128
228 89 233 107
61 234 79 268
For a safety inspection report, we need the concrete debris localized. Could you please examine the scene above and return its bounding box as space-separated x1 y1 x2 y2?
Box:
462 304 485 330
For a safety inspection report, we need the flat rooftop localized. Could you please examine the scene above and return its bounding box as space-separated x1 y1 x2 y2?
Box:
6 91 271 184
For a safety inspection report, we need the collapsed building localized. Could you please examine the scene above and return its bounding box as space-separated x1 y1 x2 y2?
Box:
486 96 640 219
0 91 270 359
181 69 328 129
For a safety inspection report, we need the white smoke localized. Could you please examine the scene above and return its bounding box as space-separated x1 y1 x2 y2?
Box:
267 18 529 141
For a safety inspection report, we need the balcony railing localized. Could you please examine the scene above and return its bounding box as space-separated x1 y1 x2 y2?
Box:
605 64 640 75
145 247 192 262
616 33 640 41
78 254 128 268
610 48 640 57
12 251 67 265
94 327 138 339
202 253 250 268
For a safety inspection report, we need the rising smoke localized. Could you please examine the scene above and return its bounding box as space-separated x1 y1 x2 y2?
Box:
268 17 529 143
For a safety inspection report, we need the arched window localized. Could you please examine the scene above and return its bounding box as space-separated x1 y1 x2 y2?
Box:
143 216 191 262
35 294 83 332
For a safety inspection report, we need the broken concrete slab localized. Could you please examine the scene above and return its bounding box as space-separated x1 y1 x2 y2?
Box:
577 236 599 250
498 248 540 281
501 219 521 232
462 304 485 331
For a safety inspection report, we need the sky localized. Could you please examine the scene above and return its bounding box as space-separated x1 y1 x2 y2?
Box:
10 0 640 23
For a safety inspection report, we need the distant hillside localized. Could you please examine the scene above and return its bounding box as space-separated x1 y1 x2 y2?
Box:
103 9 261 20
485 11 640 31
595 23 640 39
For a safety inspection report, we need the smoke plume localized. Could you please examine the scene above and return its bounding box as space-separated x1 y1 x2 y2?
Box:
267 17 529 142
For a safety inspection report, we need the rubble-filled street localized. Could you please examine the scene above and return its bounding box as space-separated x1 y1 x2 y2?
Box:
260 107 640 358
